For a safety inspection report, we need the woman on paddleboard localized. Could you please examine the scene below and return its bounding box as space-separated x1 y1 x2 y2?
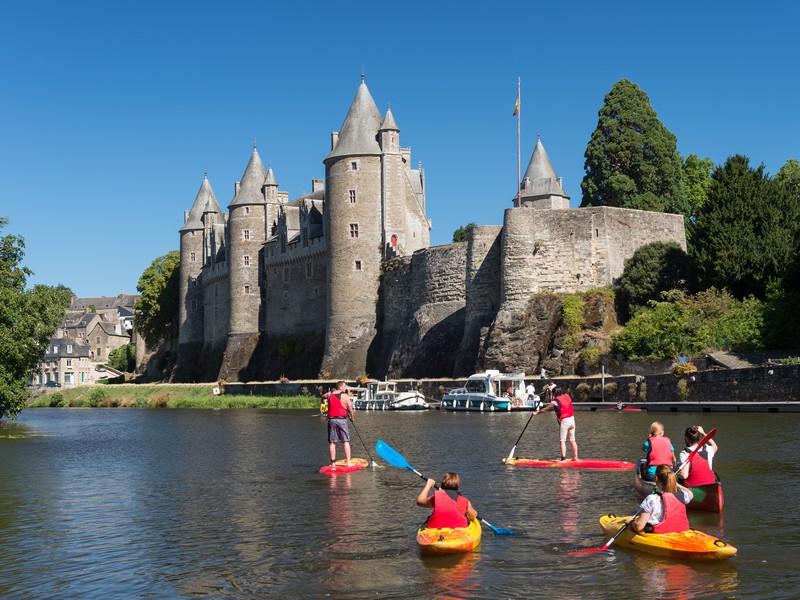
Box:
680 425 718 485
534 386 579 462
416 472 478 528
322 381 355 469
629 464 693 533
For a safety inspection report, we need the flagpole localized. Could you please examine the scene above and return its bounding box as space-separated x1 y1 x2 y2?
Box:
517 77 521 207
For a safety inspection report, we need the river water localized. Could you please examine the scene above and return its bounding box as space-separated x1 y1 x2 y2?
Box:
1 408 798 599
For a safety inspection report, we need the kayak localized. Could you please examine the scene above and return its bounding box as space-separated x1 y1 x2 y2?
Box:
504 457 635 470
319 457 369 474
634 463 724 513
599 514 736 561
416 518 482 555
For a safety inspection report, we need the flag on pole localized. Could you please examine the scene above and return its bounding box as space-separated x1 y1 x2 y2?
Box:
513 95 520 116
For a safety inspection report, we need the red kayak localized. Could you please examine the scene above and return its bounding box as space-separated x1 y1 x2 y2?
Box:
319 458 369 475
504 457 635 470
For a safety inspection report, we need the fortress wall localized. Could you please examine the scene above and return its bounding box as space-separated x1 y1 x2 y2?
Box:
264 249 328 335
409 243 468 308
382 256 414 333
595 207 687 284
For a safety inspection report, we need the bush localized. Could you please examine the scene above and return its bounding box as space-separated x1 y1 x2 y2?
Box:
676 378 690 401
604 382 618 397
48 392 64 407
579 347 602 368
575 382 591 401
562 295 586 335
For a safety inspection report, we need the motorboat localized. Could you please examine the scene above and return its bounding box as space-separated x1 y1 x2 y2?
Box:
351 381 429 411
441 370 540 412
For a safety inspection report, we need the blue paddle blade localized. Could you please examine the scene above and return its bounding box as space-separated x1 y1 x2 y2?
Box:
375 440 412 470
480 517 514 535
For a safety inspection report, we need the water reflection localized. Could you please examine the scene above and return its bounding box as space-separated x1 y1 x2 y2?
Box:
421 551 480 599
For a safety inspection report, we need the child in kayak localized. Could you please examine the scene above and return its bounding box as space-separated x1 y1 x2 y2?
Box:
416 472 478 529
629 464 693 533
641 421 676 481
680 425 718 485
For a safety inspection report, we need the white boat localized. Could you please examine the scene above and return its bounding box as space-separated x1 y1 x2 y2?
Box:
441 370 540 412
351 381 429 411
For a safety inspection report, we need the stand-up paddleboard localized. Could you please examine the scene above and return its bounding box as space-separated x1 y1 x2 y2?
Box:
504 457 635 470
319 457 369 474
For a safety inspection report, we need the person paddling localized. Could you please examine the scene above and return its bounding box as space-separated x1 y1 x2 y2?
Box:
322 381 355 469
628 464 693 533
534 386 579 462
416 472 478 528
680 425 718 485
641 421 676 481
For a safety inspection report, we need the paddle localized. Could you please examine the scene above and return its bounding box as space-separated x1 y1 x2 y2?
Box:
505 411 536 463
570 427 717 555
352 421 379 467
375 439 513 535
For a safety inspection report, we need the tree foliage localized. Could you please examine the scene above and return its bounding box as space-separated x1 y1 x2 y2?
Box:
690 155 799 299
615 242 693 323
611 288 765 359
682 154 714 224
0 218 73 419
452 222 476 243
134 251 180 349
108 343 136 372
581 79 686 214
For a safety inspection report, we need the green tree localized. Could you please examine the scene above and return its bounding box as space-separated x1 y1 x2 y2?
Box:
134 251 180 349
774 158 800 198
615 242 693 323
691 155 799 299
452 222 476 243
108 343 136 372
0 218 73 419
682 154 714 224
581 79 686 215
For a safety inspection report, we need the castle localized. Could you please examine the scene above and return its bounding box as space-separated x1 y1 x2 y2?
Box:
176 76 686 382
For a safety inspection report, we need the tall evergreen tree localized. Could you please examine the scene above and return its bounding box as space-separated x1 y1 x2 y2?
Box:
581 79 686 214
134 251 180 349
691 155 798 299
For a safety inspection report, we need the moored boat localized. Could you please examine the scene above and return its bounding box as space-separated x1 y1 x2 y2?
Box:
416 518 482 555
634 459 724 513
351 381 429 411
441 370 540 412
599 514 736 560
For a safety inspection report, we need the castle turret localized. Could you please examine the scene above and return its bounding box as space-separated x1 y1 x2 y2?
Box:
516 137 570 209
321 77 384 377
220 147 267 379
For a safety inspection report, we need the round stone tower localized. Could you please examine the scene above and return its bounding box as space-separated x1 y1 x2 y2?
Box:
321 77 384 377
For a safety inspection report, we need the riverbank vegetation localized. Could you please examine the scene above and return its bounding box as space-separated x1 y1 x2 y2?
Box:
27 384 319 409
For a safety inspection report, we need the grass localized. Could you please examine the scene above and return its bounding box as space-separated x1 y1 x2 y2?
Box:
27 384 320 409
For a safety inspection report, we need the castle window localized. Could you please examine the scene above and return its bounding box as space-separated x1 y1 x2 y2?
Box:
191 299 198 310
243 230 251 241
67 345 72 353
243 285 251 295
596 229 599 237
190 251 196 262
350 224 359 238
245 207 250 214
306 262 312 278
283 291 288 300
351 161 358 170
355 260 362 271
244 255 251 266
349 190 356 203
66 359 72 368
284 267 289 283
191 231 195 237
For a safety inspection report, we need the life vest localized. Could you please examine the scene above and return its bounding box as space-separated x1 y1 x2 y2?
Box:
684 445 715 486
327 392 347 418
647 436 673 467
554 394 574 420
652 491 690 533
427 489 470 529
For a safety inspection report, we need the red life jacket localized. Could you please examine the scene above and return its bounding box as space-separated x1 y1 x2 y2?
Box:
554 394 574 420
427 489 469 529
647 436 673 467
327 392 347 418
652 492 690 533
684 446 715 486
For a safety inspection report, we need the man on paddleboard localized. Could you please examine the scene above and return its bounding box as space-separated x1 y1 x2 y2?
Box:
534 386 579 462
323 381 355 469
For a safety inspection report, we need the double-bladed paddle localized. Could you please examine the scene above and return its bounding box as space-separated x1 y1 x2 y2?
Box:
375 439 513 535
570 427 717 555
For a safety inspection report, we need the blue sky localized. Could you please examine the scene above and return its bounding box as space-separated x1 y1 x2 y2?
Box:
2 2 797 298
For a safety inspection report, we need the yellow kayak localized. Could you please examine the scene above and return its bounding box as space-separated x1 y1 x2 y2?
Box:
599 514 736 561
416 518 482 555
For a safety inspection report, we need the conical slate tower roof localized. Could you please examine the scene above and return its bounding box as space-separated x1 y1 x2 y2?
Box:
380 106 399 131
325 78 383 161
229 147 267 207
265 165 278 187
519 138 567 199
180 175 219 232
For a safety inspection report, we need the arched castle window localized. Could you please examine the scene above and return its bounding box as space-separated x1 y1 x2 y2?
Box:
350 224 359 238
